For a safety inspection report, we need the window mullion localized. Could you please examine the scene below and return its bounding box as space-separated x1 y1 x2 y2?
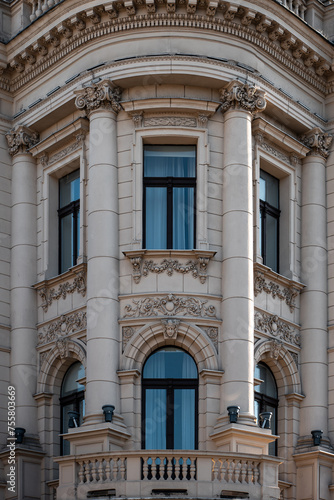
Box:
166 385 174 449
167 178 173 249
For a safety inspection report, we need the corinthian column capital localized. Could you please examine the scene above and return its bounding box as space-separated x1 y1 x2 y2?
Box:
220 80 267 114
302 127 333 159
75 79 122 115
6 125 39 156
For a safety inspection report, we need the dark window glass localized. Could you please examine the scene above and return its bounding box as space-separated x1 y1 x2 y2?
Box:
60 362 85 455
254 363 278 456
260 170 280 273
58 170 80 274
143 146 196 249
142 347 198 450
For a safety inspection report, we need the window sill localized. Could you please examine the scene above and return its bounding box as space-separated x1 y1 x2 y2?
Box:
123 249 216 284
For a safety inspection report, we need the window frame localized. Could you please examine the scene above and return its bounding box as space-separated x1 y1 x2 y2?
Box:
58 169 80 274
254 362 278 456
143 145 197 250
141 348 199 450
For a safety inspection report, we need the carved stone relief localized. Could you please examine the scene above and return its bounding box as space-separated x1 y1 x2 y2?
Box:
202 326 218 351
122 326 136 352
161 318 180 339
254 271 299 312
269 339 284 360
37 311 87 346
6 125 39 156
75 79 122 115
220 81 266 114
302 127 333 158
254 311 300 347
143 116 197 127
37 269 86 312
124 294 217 318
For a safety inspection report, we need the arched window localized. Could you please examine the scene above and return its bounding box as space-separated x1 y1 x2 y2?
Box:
60 362 85 455
254 362 278 456
142 347 198 450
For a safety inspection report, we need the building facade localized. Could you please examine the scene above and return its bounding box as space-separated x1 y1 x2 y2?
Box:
0 0 334 498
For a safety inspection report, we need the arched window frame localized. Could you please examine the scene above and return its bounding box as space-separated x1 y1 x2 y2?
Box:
142 347 198 450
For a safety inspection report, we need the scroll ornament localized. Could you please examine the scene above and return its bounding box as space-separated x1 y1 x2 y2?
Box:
220 81 267 114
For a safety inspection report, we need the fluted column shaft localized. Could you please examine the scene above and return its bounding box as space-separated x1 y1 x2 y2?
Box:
220 82 267 421
75 81 122 424
300 128 332 437
7 126 39 435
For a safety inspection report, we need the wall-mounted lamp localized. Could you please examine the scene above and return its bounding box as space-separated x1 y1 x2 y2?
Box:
14 427 26 444
311 429 323 446
68 411 80 429
259 412 272 429
102 405 115 423
227 406 240 424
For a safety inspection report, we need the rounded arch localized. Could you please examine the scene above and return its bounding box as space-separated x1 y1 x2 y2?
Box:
37 339 86 394
122 321 219 372
254 339 301 396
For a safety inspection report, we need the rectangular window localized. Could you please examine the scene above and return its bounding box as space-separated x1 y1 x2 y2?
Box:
143 145 196 249
58 170 80 274
260 170 280 273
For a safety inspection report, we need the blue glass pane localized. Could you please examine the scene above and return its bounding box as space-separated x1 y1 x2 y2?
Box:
255 364 277 398
174 389 195 449
144 146 196 178
61 362 85 396
145 187 167 249
145 389 167 449
143 348 197 379
260 170 279 208
59 170 80 208
173 187 194 249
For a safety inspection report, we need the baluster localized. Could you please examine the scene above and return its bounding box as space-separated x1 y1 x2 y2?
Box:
91 459 98 483
112 458 118 481
143 457 149 480
30 1 37 22
167 456 173 479
84 460 91 483
120 457 126 480
226 460 233 483
98 459 104 483
212 459 218 481
151 456 157 480
190 457 196 480
246 462 253 484
240 461 247 484
105 458 111 482
235 461 241 483
47 0 55 7
42 0 48 12
253 462 260 484
221 460 227 482
36 0 42 17
78 461 85 484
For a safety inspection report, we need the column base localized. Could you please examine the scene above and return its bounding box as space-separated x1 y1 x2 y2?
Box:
294 450 334 500
64 421 131 454
210 421 277 455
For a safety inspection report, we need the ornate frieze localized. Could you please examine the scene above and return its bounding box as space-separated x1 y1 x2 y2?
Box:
75 80 122 114
255 134 291 165
143 116 197 127
254 268 301 312
37 311 87 346
254 311 300 347
35 267 86 312
124 294 217 318
6 126 39 156
124 250 215 284
220 81 266 114
302 127 333 159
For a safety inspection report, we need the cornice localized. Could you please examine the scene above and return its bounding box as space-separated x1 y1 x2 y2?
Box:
1 1 332 94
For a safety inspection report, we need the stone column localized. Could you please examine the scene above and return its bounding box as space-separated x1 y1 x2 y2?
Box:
220 81 266 423
299 128 332 441
75 80 122 426
6 126 39 438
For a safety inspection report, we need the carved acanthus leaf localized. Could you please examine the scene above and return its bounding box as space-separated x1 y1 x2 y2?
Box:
124 294 217 318
75 80 122 114
37 270 86 312
254 271 299 312
6 126 39 156
302 127 333 159
220 81 266 114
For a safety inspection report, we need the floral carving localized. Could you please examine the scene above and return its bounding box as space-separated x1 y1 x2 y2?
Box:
302 127 333 158
220 81 266 114
202 326 218 351
124 294 217 318
122 326 135 351
143 116 197 127
161 319 180 339
254 271 298 312
38 271 86 312
254 311 301 347
142 257 210 283
75 80 122 114
6 126 39 156
37 311 87 346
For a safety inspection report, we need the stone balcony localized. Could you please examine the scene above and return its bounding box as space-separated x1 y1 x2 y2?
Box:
55 450 281 500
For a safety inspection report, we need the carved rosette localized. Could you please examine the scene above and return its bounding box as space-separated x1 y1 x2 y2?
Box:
6 126 39 156
302 127 333 159
75 80 122 115
220 81 266 114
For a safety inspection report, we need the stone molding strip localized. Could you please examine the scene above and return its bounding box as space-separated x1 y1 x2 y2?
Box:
123 250 216 284
254 262 304 312
33 263 87 312
4 1 331 92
